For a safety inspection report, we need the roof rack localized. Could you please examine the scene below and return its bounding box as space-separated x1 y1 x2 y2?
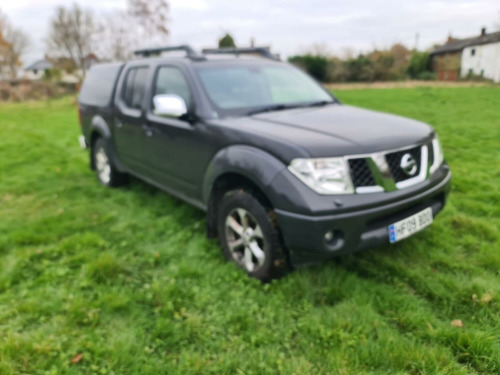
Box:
201 47 278 60
133 45 206 60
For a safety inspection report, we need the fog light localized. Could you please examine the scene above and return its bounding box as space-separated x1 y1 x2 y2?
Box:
324 230 334 242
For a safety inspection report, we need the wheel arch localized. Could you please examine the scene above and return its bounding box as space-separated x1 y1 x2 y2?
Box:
88 115 126 172
203 146 286 237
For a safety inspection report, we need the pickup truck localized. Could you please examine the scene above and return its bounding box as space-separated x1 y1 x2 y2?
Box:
78 45 451 281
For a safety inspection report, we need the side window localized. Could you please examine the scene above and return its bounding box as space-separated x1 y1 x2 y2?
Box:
121 67 149 110
154 66 192 108
123 69 136 107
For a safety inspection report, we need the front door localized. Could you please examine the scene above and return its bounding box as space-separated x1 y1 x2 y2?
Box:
144 65 214 200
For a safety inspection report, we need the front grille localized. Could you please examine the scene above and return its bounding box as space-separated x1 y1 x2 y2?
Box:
385 146 422 182
348 158 376 187
346 142 433 193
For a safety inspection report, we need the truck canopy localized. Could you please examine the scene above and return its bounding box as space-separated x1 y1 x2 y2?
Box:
79 63 124 107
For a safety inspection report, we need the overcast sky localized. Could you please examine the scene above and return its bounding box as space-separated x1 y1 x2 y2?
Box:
1 0 499 65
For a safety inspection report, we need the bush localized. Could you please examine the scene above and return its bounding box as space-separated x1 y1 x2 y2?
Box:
288 54 333 82
416 71 436 80
0 80 76 102
218 33 236 48
461 71 493 82
344 54 373 82
407 51 430 79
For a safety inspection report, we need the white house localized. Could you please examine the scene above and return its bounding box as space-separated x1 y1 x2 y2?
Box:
24 54 99 83
24 59 54 80
461 37 500 82
431 28 500 82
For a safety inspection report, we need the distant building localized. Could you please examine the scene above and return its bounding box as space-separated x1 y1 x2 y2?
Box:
24 53 99 83
430 28 500 82
24 59 54 80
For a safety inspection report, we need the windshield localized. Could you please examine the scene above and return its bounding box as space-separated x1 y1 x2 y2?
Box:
194 63 334 117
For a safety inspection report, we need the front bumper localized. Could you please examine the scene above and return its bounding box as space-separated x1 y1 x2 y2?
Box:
275 168 451 267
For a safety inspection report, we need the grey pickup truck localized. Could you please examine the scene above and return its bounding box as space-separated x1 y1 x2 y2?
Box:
78 45 451 281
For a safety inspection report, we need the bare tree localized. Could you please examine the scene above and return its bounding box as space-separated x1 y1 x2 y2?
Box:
0 10 30 79
96 0 170 62
127 0 169 43
46 3 96 79
96 11 141 61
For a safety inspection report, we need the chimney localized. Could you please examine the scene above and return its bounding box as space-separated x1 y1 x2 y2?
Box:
481 27 486 36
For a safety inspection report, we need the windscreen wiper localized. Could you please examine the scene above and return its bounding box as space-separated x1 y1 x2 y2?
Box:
247 104 302 116
248 101 336 116
302 100 336 107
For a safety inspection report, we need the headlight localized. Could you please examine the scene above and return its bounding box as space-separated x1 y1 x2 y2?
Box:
288 157 354 194
430 135 444 174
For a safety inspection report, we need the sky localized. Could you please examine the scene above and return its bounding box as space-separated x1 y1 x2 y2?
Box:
1 0 499 66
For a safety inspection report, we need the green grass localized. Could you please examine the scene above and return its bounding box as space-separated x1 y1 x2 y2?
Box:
0 87 499 374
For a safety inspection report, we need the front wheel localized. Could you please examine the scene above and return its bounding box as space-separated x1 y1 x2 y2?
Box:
216 189 290 281
92 138 127 187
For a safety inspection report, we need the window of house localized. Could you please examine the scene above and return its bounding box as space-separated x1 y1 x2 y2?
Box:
153 66 192 108
471 48 476 56
121 67 149 110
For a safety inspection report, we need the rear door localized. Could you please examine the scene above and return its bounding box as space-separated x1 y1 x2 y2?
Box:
113 65 151 174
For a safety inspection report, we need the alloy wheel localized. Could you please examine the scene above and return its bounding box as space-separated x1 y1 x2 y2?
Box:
225 208 266 272
95 146 111 185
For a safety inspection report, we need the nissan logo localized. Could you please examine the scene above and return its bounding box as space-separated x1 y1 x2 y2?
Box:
400 153 417 176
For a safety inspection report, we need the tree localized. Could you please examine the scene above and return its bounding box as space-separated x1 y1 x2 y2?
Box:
96 11 141 61
0 10 29 79
407 51 430 79
96 1 170 62
369 50 395 81
46 4 96 80
345 54 373 82
127 0 169 43
288 54 331 82
389 43 411 78
218 33 236 48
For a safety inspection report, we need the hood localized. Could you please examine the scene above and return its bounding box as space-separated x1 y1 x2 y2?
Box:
212 104 434 160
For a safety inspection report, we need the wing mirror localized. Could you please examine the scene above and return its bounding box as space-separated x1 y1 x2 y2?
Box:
153 94 188 118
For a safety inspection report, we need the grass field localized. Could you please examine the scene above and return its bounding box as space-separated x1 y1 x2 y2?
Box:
0 87 499 374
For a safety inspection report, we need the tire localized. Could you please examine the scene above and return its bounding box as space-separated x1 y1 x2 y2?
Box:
216 189 290 281
91 138 127 187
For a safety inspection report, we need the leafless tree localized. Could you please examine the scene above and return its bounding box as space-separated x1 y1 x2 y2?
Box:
96 0 170 62
46 3 96 79
0 10 30 79
339 47 355 60
127 0 169 43
96 11 141 61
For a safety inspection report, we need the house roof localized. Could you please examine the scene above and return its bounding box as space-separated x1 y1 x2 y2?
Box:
431 30 500 55
25 59 53 71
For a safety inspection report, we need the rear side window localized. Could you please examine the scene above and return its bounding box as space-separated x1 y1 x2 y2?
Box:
121 67 149 110
79 64 123 106
154 66 192 107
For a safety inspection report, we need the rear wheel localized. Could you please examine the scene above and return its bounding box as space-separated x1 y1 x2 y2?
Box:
217 189 290 281
92 138 127 187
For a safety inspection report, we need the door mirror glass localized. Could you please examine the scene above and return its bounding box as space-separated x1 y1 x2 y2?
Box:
153 94 188 118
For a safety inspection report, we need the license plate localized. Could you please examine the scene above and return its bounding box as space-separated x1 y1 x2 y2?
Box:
388 207 433 243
